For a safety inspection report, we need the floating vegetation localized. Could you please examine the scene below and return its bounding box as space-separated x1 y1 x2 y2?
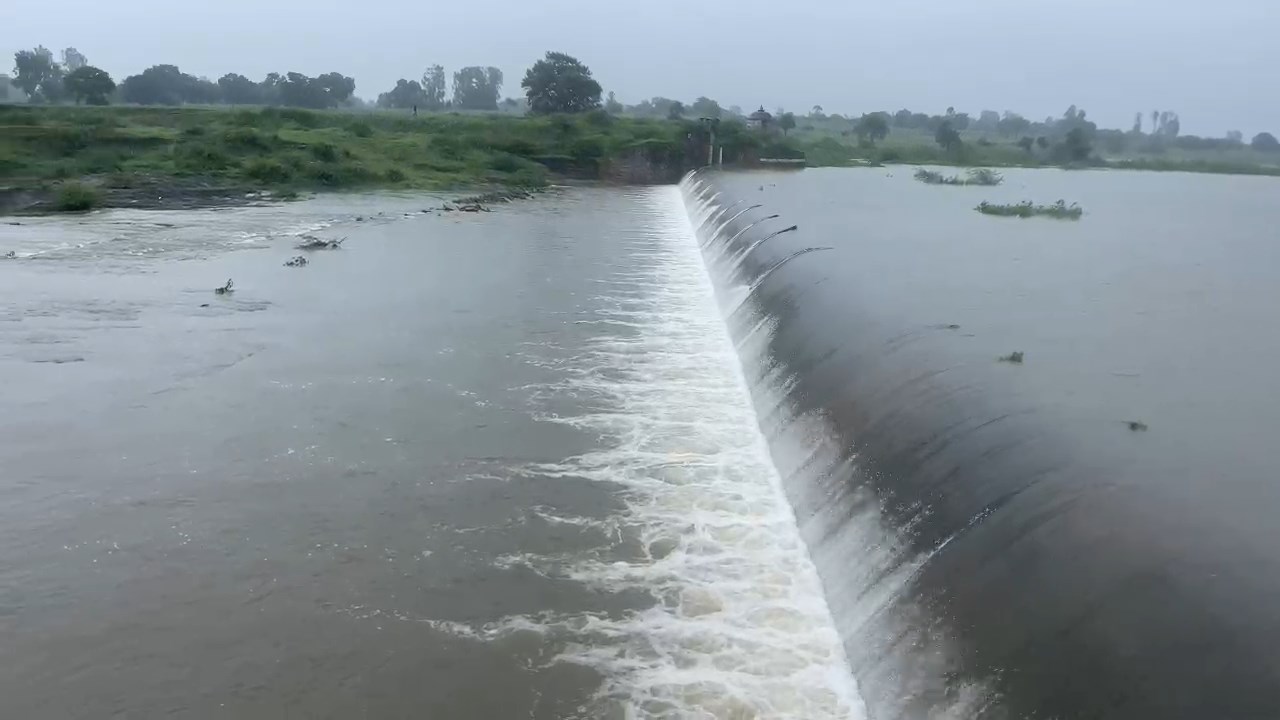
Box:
1126 421 1149 432
998 351 1025 364
283 256 309 267
976 200 1083 220
3 251 15 260
914 168 1004 186
214 279 234 295
295 235 345 250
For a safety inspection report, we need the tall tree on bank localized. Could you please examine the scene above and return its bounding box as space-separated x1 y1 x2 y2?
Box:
12 46 60 100
521 52 602 114
63 66 115 105
854 112 890 145
421 65 447 110
452 66 502 110
61 47 87 72
778 112 797 135
378 79 427 109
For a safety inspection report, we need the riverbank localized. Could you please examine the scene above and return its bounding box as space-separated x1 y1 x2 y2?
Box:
798 135 1280 176
0 105 740 214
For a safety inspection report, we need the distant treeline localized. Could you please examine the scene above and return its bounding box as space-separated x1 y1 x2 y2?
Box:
6 44 1278 159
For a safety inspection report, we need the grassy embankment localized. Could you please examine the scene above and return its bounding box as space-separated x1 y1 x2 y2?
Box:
796 126 1280 176
0 105 736 212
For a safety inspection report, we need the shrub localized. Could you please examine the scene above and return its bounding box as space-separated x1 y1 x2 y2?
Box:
348 121 374 138
222 127 275 151
385 167 406 182
243 158 294 183
975 200 1083 220
175 142 232 172
279 108 321 128
310 143 339 162
54 182 101 212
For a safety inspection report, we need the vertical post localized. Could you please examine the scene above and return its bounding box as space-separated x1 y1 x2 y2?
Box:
718 146 724 165
708 128 716 166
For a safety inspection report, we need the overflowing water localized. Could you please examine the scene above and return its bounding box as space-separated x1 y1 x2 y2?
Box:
0 186 859 718
682 167 1280 720
6 167 1280 718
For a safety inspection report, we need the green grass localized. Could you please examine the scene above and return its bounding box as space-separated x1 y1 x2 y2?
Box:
53 182 101 212
976 200 1083 220
0 105 744 203
914 167 1003 186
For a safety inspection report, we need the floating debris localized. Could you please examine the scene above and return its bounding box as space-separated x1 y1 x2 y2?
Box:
214 279 234 295
199 303 210 308
915 168 1004 186
355 216 364 222
3 251 15 259
284 256 309 267
998 351 1025 364
1126 421 1149 432
296 235 346 250
976 200 1083 220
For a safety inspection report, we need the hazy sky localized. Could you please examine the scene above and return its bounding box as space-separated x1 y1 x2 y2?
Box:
4 0 1276 135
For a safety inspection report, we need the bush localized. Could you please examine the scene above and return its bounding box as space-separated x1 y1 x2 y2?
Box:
54 182 101 212
279 108 321 128
385 167 406 182
243 158 294 183
222 127 275 151
310 143 339 162
175 142 232 172
348 121 374 138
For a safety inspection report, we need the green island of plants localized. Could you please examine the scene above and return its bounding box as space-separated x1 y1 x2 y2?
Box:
914 167 1003 186
976 200 1084 220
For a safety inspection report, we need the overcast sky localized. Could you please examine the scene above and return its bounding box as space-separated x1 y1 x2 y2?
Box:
4 0 1275 135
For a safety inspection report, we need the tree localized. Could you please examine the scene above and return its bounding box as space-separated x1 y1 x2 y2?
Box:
61 48 87 72
377 79 426 109
1152 110 1160 135
975 110 1000 132
1017 136 1034 154
1226 130 1244 144
779 112 796 135
521 52 602 114
453 66 502 110
811 104 824 117
604 91 623 114
935 120 961 152
315 72 355 104
1036 136 1050 150
692 96 722 118
12 46 59 100
667 100 685 120
421 65 446 110
1057 127 1093 162
218 73 262 105
997 112 1030 137
63 66 115 105
1252 132 1279 151
1133 112 1143 134
854 112 890 145
120 64 188 105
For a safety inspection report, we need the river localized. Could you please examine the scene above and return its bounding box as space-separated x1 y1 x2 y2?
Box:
0 188 854 719
3 166 1279 719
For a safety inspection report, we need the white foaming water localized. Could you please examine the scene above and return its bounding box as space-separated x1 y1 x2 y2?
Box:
496 186 865 718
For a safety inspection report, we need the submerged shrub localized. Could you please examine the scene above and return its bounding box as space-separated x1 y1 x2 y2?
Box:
975 200 1083 220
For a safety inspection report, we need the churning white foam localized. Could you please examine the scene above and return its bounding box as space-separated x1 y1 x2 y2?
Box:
497 186 866 718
